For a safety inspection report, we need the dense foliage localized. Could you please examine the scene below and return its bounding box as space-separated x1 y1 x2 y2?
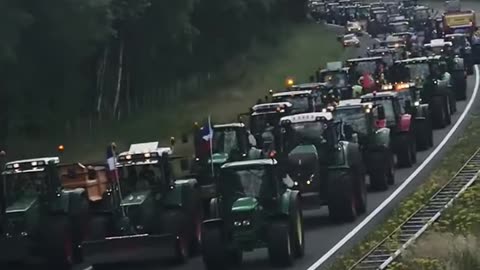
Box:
0 0 307 148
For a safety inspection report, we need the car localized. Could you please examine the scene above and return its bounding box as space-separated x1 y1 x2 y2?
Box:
346 21 363 34
341 33 361 47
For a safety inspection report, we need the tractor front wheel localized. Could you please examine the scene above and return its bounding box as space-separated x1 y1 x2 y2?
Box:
202 225 227 270
268 221 294 267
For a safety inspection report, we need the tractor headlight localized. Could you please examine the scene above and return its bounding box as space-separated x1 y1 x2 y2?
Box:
414 101 420 106
242 220 251 226
234 221 242 227
382 84 393 90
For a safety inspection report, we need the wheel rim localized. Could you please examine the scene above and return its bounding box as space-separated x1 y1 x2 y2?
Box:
286 233 292 256
177 235 188 258
195 216 202 244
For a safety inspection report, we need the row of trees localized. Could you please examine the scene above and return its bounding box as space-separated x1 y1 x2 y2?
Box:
0 0 307 147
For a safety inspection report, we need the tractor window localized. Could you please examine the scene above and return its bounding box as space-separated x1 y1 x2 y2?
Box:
118 164 165 195
221 166 273 199
334 107 368 135
212 129 238 155
273 95 311 114
321 71 348 88
375 13 387 22
290 122 326 140
250 113 280 135
366 98 396 123
391 23 409 33
4 172 46 209
414 9 428 20
405 63 430 81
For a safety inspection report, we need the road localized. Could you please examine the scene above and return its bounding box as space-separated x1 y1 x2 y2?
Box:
76 2 480 270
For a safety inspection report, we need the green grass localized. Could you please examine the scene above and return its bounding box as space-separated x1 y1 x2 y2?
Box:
329 116 480 269
7 22 353 162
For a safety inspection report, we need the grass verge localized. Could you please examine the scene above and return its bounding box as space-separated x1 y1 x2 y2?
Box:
329 115 480 270
7 22 353 162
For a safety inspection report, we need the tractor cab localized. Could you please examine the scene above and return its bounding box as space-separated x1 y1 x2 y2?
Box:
2 157 61 216
344 5 358 21
271 90 317 114
413 5 432 30
249 102 293 151
358 5 370 20
318 61 352 99
115 142 179 198
346 56 387 91
326 2 341 23
444 33 473 73
389 21 410 34
360 91 407 132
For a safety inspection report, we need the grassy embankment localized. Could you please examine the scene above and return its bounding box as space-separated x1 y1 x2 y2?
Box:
8 23 352 162
329 115 480 270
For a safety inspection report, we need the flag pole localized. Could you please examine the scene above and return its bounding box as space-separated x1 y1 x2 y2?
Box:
208 115 215 177
111 143 126 217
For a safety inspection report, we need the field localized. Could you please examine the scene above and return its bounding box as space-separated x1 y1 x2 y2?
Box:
7 22 352 162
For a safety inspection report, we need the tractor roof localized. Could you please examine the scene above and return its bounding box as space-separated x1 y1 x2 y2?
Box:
395 55 442 64
221 159 277 169
117 142 173 166
252 102 292 111
361 91 397 99
347 56 383 63
414 5 428 10
214 123 245 128
3 157 60 174
280 112 333 123
445 33 468 38
272 90 312 97
292 82 328 89
425 39 453 47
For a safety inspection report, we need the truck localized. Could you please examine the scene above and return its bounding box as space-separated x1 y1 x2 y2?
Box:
201 158 305 269
278 112 367 221
442 1 476 36
333 100 395 190
0 156 90 268
361 91 418 167
81 142 203 265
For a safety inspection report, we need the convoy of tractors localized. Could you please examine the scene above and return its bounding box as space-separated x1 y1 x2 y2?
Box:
0 0 478 269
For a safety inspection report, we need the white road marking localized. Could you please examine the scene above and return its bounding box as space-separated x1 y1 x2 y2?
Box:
306 65 480 270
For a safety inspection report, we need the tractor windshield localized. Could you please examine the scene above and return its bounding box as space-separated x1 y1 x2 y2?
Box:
250 113 281 135
272 95 310 114
365 98 396 123
321 71 348 88
414 9 428 20
349 61 379 82
334 107 368 135
359 8 369 18
3 172 46 209
405 63 430 81
212 128 239 155
221 166 273 199
391 23 409 33
118 164 166 195
347 8 356 17
375 13 387 22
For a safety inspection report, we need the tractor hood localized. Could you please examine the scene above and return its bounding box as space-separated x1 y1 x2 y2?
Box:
120 190 151 206
6 196 39 214
231 197 259 212
288 144 319 164
208 152 229 165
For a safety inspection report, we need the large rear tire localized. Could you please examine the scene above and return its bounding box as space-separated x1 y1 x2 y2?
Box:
268 221 294 267
202 225 227 270
368 152 389 191
396 134 414 168
162 210 190 263
430 96 448 129
328 170 357 222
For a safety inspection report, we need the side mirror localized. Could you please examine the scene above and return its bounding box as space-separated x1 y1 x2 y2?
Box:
378 106 386 120
181 134 188 143
352 133 359 144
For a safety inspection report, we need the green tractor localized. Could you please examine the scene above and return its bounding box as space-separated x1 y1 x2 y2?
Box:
333 99 395 191
191 123 263 215
316 61 353 99
0 156 90 268
81 142 202 265
201 158 304 269
392 56 456 129
278 112 367 221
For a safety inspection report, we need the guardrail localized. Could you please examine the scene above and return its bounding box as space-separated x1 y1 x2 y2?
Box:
348 147 480 270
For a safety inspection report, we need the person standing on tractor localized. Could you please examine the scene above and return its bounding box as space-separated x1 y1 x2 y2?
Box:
359 71 375 93
352 84 363 98
439 62 451 86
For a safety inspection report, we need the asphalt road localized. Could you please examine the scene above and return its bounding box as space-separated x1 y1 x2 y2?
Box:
75 3 480 270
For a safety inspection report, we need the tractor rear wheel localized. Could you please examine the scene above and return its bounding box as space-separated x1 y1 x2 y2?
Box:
396 134 414 168
162 210 190 263
430 96 448 129
328 170 357 222
40 217 74 270
268 221 294 267
368 152 389 191
202 225 227 270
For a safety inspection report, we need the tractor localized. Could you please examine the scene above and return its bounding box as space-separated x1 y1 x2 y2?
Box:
412 6 433 31
333 99 395 190
361 91 418 168
200 158 305 269
369 9 389 37
317 61 353 99
346 56 388 92
191 122 263 212
81 142 202 265
278 112 367 221
444 33 474 74
271 90 320 114
0 156 89 268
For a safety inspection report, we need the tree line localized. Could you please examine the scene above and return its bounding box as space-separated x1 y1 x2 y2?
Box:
0 0 307 148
